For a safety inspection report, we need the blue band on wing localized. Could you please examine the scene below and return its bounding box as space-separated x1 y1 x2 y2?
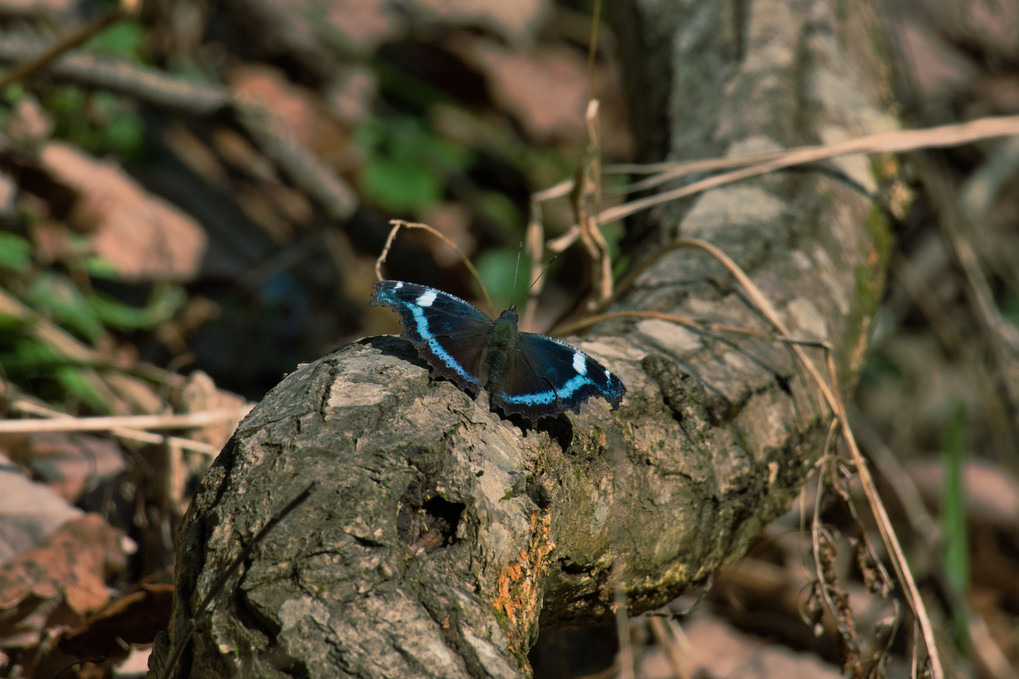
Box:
409 302 482 389
501 373 593 406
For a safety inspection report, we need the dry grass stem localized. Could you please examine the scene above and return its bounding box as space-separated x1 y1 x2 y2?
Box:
374 219 491 308
598 114 1019 225
0 407 250 435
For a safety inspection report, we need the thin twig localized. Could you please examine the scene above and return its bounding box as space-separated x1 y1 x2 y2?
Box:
598 115 1019 225
232 92 357 221
0 0 140 90
0 407 250 434
374 219 491 309
0 33 228 114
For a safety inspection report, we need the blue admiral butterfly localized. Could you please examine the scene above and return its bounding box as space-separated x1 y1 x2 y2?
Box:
372 280 626 424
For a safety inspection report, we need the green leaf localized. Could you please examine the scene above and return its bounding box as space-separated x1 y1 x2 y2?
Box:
104 113 144 155
476 248 521 310
0 232 32 272
2 338 109 412
2 82 25 104
477 191 521 236
359 155 443 213
46 86 87 116
87 21 145 59
0 312 26 334
354 115 474 213
940 401 969 644
81 255 122 280
54 364 109 412
23 273 105 342
88 285 186 331
89 91 145 156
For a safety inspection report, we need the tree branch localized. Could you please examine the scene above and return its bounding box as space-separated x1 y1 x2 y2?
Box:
157 0 898 676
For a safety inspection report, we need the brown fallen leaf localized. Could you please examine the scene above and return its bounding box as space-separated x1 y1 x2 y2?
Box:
0 514 127 649
408 0 548 44
229 63 352 165
13 432 125 504
453 38 588 143
0 453 83 565
57 582 173 661
39 142 207 282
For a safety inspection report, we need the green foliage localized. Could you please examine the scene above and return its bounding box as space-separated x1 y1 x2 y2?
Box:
87 21 146 60
19 272 186 342
1 246 186 413
356 116 473 213
359 155 442 213
90 284 186 331
0 232 32 272
477 190 521 237
45 87 145 158
475 248 521 310
0 336 107 412
940 402 969 644
23 273 106 343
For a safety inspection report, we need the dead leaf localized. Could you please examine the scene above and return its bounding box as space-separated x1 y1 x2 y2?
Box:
58 583 173 660
907 459 1019 531
453 39 588 143
16 432 125 504
323 0 404 52
39 142 207 282
229 64 352 164
407 0 548 45
0 514 126 648
178 371 249 451
0 454 83 565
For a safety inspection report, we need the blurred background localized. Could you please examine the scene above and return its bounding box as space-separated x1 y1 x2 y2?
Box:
0 0 1016 677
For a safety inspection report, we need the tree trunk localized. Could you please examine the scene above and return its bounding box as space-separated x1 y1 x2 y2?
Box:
155 0 898 676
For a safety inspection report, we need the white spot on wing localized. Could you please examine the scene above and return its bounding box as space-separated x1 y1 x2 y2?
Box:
572 351 587 375
417 289 437 307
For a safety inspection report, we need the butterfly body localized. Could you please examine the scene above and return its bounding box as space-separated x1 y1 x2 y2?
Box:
371 280 625 424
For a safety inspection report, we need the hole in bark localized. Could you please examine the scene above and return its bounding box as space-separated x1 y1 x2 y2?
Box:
397 488 464 553
526 477 551 509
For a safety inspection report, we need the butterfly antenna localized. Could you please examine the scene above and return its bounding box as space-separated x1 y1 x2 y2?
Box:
511 243 523 299
511 254 557 309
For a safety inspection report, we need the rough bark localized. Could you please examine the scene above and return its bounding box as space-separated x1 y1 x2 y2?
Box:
155 0 898 677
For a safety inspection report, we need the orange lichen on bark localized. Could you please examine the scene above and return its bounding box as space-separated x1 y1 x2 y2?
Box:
492 511 556 643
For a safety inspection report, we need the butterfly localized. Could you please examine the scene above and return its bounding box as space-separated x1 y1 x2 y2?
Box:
372 280 626 424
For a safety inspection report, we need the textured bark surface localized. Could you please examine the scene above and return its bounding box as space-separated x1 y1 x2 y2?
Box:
157 0 899 677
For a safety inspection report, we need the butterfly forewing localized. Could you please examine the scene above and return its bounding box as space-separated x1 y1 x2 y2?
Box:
371 281 491 395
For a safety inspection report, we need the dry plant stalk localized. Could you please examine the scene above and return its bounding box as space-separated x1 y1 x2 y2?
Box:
374 219 491 309
598 114 1019 225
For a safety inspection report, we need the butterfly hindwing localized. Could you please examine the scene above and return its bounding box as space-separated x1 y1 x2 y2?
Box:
491 332 626 421
371 281 490 395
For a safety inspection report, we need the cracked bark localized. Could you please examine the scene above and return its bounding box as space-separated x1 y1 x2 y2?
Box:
154 0 899 677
